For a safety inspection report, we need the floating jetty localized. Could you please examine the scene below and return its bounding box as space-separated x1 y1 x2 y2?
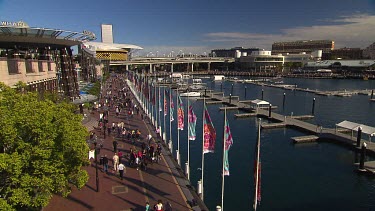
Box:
206 100 223 104
261 122 286 129
234 113 257 118
291 135 319 143
291 115 315 120
219 106 239 110
361 161 375 174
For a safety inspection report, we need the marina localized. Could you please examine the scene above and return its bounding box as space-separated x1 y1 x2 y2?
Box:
136 75 375 210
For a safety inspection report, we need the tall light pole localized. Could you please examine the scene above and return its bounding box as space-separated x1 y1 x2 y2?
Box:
94 141 99 192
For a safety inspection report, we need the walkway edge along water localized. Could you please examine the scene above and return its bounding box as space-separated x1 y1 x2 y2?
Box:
126 79 208 211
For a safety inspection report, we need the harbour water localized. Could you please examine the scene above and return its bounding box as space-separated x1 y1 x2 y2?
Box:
151 77 375 210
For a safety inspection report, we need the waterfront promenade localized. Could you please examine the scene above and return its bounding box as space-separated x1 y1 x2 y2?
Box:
45 75 206 211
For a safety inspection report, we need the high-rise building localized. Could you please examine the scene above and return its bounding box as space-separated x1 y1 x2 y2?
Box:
363 42 375 59
272 40 334 55
101 24 114 44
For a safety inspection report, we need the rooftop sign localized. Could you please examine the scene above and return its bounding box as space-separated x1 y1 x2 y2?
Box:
1 21 29 28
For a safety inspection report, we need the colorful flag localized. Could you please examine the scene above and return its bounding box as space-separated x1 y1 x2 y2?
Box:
253 122 262 210
223 115 233 176
177 95 184 130
170 90 174 122
188 105 197 140
203 105 216 153
164 90 167 116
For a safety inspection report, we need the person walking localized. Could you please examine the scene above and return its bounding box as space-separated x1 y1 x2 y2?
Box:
113 153 119 172
113 139 118 152
118 162 125 180
147 134 152 145
102 155 109 173
154 200 163 211
145 202 150 211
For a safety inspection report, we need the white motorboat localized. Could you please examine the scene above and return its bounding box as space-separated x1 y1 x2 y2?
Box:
179 91 201 97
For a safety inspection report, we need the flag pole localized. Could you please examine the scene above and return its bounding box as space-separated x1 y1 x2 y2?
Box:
254 119 261 211
169 87 172 153
177 89 180 166
221 107 226 211
201 97 206 201
187 92 190 180
159 85 162 141
155 84 158 130
163 89 166 143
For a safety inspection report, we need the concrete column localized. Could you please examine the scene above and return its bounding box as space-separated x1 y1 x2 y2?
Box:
208 62 211 71
126 64 129 71
171 63 174 73
149 63 152 74
359 142 367 171
191 62 194 72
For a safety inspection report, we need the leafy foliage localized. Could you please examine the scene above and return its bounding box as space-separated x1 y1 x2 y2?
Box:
0 83 89 210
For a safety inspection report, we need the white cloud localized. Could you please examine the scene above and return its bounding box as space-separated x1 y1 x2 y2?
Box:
204 14 375 50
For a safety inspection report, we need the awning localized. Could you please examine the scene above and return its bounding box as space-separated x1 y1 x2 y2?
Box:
251 99 270 105
336 120 375 136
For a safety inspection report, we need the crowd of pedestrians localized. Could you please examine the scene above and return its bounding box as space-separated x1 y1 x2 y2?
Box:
88 73 173 210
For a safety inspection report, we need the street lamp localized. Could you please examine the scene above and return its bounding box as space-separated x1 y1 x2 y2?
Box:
93 141 99 192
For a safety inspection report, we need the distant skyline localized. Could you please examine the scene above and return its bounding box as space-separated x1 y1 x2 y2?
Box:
1 0 375 55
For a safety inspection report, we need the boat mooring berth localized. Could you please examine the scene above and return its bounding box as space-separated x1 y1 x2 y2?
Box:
130 72 375 210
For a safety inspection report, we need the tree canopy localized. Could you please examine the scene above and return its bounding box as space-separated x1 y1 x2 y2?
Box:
0 83 89 210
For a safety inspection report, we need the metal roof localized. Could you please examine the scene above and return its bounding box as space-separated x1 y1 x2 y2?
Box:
84 41 143 51
336 120 375 136
0 21 96 47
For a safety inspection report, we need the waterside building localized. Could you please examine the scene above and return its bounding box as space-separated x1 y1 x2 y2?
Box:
0 21 96 98
272 40 334 55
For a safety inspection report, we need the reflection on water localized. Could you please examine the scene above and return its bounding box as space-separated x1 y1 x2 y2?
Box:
155 78 375 210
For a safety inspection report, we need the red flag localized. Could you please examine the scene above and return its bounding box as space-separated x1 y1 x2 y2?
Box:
203 105 216 153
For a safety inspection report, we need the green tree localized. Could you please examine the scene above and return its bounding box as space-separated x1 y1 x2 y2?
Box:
0 83 89 210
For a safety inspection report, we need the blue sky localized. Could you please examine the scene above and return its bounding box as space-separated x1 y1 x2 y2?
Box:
1 0 375 55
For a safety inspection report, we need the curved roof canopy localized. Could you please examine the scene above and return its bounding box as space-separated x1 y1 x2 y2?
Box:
84 41 143 51
0 21 96 47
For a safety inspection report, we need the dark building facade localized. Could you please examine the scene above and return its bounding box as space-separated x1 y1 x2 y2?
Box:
327 48 363 60
272 40 334 55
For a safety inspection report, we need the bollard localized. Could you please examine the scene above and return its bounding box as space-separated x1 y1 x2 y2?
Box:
268 104 272 118
261 89 264 100
163 132 166 143
371 90 374 99
359 142 367 171
216 206 222 211
168 140 173 151
283 92 286 109
356 126 362 148
176 150 181 166
231 84 234 95
185 162 189 178
312 98 316 115
229 94 232 104
197 180 202 198
244 86 247 98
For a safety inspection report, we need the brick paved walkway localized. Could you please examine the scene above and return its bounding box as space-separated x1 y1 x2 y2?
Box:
44 75 206 211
